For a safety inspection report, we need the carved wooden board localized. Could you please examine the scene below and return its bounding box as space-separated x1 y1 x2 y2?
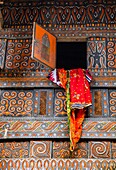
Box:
31 22 56 69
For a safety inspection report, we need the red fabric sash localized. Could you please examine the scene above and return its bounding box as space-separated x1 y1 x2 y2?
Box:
48 68 92 151
70 68 92 109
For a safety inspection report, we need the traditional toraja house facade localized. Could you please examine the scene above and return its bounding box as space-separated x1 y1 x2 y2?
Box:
0 0 116 169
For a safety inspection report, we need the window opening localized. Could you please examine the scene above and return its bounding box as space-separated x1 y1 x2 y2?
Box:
56 42 87 70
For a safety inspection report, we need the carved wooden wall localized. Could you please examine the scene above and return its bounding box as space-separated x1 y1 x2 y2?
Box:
0 0 116 169
2 0 116 28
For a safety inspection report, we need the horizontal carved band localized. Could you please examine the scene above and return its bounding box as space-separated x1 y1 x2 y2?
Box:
0 76 116 87
0 158 115 170
0 28 115 39
0 118 115 139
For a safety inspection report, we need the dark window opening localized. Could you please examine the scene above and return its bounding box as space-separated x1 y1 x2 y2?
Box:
56 42 87 70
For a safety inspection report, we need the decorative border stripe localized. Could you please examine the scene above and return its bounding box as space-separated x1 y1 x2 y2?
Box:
0 119 115 139
0 158 115 170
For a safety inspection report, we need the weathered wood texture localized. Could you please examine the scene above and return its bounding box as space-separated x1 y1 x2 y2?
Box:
0 158 116 170
0 118 115 139
0 0 116 169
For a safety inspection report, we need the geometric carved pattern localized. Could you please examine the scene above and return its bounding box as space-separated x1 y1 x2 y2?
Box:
89 141 110 159
0 119 69 139
87 37 106 69
0 90 33 116
0 141 29 158
0 39 6 69
30 141 52 158
2 2 116 28
0 158 116 169
0 140 115 159
0 27 115 41
5 39 49 72
82 119 116 139
109 90 116 117
53 141 70 158
0 118 115 139
107 38 116 69
0 1 115 166
0 89 54 117
5 39 32 70
0 73 116 88
71 142 88 158
89 73 116 88
54 89 67 116
0 74 53 88
52 141 116 159
53 141 88 158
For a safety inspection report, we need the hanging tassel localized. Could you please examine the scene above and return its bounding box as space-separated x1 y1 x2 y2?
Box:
4 128 8 138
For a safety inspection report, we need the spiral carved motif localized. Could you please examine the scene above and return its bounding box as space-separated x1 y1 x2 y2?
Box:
5 40 32 70
55 90 67 116
107 40 116 69
0 142 29 158
53 141 70 158
5 39 48 71
53 141 88 159
89 141 110 158
30 141 51 158
109 91 116 117
72 142 88 158
0 90 33 116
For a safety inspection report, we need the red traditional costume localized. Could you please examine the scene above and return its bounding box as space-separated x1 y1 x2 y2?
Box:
48 68 92 151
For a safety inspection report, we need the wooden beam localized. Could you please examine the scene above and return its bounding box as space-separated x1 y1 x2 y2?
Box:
0 8 3 29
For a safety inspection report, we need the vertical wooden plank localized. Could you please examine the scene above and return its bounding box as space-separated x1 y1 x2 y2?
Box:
40 91 47 115
0 7 3 30
94 90 102 116
90 89 109 117
39 89 54 116
102 89 109 117
0 39 7 69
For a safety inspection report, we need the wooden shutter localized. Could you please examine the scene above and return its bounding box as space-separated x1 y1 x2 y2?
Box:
31 22 56 69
